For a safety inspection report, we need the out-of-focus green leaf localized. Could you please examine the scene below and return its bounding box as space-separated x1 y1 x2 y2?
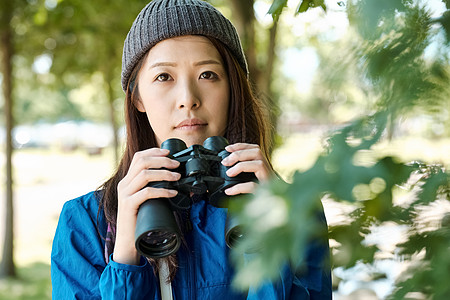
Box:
296 0 326 14
267 0 288 18
229 177 328 288
441 0 450 10
230 109 417 287
347 0 406 40
329 218 378 267
417 169 449 205
392 219 450 300
248 0 450 297
436 10 450 42
297 0 310 13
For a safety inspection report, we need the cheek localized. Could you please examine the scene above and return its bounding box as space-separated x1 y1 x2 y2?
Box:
139 87 168 121
141 98 169 127
145 106 166 126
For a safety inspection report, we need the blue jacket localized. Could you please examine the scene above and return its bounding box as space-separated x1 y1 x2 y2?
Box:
51 191 331 299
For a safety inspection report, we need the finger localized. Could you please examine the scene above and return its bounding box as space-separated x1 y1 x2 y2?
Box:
120 187 178 212
224 182 258 196
226 160 270 181
222 147 263 166
120 169 181 197
126 153 180 183
129 148 179 169
225 143 259 152
121 157 180 189
130 148 170 168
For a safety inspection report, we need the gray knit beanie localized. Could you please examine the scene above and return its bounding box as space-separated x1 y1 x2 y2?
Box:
121 0 248 92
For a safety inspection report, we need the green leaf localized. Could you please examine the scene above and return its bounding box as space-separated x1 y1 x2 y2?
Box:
267 0 288 18
296 0 326 14
298 0 309 13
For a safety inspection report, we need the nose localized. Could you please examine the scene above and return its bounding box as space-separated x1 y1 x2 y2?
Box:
177 78 201 110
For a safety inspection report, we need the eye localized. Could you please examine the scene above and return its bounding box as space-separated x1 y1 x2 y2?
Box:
199 71 218 80
155 73 171 82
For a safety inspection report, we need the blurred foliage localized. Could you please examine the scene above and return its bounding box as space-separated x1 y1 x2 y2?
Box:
230 0 450 299
268 0 326 17
4 0 149 124
390 164 450 300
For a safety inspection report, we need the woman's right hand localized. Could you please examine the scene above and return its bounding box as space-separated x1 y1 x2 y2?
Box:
112 148 181 265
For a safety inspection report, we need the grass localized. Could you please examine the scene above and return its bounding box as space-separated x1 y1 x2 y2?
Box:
0 263 51 300
0 147 115 300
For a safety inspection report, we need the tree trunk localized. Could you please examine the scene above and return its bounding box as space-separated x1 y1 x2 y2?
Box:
99 35 121 165
0 0 16 278
229 0 260 83
99 40 120 164
260 17 279 98
107 79 120 165
228 0 280 153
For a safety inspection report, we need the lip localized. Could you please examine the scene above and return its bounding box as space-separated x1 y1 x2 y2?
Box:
175 118 208 129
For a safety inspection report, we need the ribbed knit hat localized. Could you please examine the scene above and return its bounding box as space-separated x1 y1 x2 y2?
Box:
121 0 248 92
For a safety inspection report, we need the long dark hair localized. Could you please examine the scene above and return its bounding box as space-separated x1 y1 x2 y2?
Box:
99 36 273 279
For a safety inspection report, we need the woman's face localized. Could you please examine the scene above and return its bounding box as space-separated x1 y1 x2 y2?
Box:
136 35 230 147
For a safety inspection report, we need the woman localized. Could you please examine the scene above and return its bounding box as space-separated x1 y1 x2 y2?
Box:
51 0 331 299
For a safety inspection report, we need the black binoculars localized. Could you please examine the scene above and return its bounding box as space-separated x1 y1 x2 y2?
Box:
134 136 257 258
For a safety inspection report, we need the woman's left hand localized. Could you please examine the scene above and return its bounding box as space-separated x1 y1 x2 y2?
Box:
221 143 273 196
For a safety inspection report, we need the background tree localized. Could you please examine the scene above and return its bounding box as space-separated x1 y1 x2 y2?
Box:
17 0 150 162
0 0 16 278
210 0 282 149
0 0 149 279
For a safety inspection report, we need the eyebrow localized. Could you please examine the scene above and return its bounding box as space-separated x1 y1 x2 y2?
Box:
149 62 177 69
148 60 222 69
193 59 222 67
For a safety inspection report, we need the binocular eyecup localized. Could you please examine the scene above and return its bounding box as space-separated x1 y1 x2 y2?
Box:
134 136 256 258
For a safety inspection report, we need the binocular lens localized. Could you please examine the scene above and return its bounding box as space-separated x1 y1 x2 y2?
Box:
142 230 177 248
135 199 181 258
137 230 179 258
225 213 245 248
225 227 244 248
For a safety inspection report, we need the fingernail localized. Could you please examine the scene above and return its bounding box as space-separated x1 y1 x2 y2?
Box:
224 187 232 195
168 190 178 196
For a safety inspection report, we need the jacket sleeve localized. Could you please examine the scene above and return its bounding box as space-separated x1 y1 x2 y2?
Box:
51 196 156 299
